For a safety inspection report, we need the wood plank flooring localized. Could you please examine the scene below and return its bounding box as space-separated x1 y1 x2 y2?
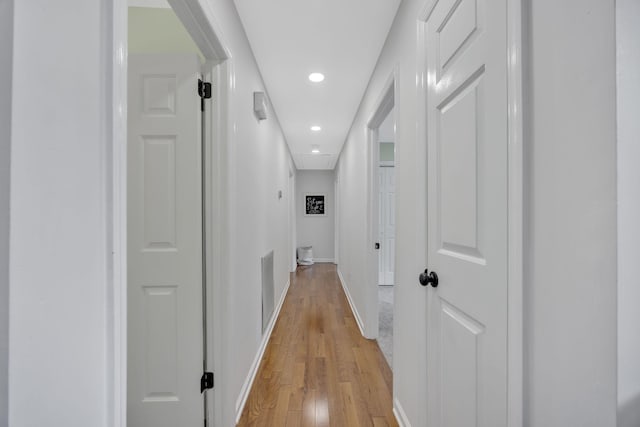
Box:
237 263 397 427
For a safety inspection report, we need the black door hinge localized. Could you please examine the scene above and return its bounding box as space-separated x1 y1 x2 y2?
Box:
198 79 212 112
198 79 212 99
201 372 214 392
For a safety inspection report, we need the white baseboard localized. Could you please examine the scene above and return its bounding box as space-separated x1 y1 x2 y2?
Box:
393 397 411 427
336 269 367 338
234 278 291 423
313 258 335 263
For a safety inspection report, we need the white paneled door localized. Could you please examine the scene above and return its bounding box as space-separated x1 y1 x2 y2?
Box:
423 0 509 425
128 54 204 427
378 166 396 286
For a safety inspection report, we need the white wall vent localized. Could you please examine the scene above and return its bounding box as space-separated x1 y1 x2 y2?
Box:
261 250 275 333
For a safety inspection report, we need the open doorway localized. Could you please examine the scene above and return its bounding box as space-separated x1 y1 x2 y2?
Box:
125 2 229 426
127 3 207 425
366 74 396 370
376 108 395 367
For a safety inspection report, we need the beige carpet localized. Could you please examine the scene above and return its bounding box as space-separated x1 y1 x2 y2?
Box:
377 285 394 367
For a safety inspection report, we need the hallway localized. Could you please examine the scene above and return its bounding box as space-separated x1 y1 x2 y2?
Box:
237 264 396 427
2 1 630 426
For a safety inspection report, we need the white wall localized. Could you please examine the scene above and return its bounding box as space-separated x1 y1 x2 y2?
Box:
617 1 640 426
128 6 202 58
336 0 618 426
525 1 617 425
7 1 295 426
9 1 111 425
289 170 297 271
203 1 295 424
0 1 12 425
296 170 335 262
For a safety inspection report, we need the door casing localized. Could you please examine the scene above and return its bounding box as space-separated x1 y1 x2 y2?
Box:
365 69 397 340
378 163 395 286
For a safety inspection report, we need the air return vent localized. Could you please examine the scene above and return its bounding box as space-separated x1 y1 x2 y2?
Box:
261 250 275 333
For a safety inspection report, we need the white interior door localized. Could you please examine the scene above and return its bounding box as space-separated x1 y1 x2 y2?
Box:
128 53 203 427
424 0 509 425
378 166 396 286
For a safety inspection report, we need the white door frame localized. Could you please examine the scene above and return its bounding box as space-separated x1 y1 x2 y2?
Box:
108 1 232 426
334 172 339 266
365 70 397 340
417 0 524 425
289 168 297 272
378 163 395 286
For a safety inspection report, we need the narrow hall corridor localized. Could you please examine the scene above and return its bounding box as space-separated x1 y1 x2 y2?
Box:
237 264 397 426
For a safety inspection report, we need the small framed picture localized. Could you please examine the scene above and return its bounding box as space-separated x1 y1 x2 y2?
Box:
304 194 326 216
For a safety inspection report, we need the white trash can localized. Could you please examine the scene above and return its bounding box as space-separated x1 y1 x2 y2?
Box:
297 246 314 266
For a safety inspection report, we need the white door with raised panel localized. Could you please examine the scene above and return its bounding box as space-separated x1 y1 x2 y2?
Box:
128 53 203 427
378 166 396 286
423 0 509 425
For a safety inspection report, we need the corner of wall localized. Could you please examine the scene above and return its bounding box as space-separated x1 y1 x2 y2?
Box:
336 268 367 338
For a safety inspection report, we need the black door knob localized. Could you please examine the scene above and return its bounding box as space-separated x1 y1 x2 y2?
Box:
419 269 439 287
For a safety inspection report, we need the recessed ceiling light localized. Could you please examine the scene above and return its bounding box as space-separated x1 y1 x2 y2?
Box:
308 73 325 83
310 125 322 132
311 145 320 154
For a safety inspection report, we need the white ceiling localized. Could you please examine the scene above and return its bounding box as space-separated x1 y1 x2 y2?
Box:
234 0 401 170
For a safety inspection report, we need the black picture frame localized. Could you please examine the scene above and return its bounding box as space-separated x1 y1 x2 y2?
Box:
304 194 326 216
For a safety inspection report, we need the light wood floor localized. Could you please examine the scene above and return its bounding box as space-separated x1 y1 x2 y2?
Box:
237 263 397 427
